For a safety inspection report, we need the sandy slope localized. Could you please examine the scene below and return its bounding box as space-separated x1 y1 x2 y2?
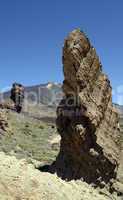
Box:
0 152 117 200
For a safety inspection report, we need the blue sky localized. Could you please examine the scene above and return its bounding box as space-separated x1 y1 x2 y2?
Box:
0 0 123 103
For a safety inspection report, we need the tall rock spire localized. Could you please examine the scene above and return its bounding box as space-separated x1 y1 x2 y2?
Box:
53 29 121 186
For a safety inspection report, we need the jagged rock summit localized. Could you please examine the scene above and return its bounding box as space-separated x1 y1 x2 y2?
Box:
51 29 121 187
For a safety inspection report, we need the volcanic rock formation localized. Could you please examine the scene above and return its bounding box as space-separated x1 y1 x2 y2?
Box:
0 109 8 132
10 83 25 113
50 29 121 187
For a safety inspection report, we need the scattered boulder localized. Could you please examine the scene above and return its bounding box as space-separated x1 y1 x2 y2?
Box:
50 29 122 187
0 109 8 132
0 101 14 110
50 135 61 150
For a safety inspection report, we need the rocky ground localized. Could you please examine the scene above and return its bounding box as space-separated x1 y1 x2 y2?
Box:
0 105 122 200
0 151 120 200
0 29 123 199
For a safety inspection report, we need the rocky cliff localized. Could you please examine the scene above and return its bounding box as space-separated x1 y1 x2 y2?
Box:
0 109 8 133
51 29 122 188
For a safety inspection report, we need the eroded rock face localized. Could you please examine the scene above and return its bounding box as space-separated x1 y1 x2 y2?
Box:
0 109 8 132
10 83 25 113
52 29 121 186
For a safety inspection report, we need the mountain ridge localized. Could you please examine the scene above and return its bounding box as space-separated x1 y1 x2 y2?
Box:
1 83 123 115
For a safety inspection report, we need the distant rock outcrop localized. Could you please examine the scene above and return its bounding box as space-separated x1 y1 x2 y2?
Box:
10 83 25 113
3 82 62 106
51 29 122 188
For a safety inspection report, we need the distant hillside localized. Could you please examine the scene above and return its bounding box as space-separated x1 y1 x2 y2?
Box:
1 83 123 117
2 82 62 106
114 104 123 117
